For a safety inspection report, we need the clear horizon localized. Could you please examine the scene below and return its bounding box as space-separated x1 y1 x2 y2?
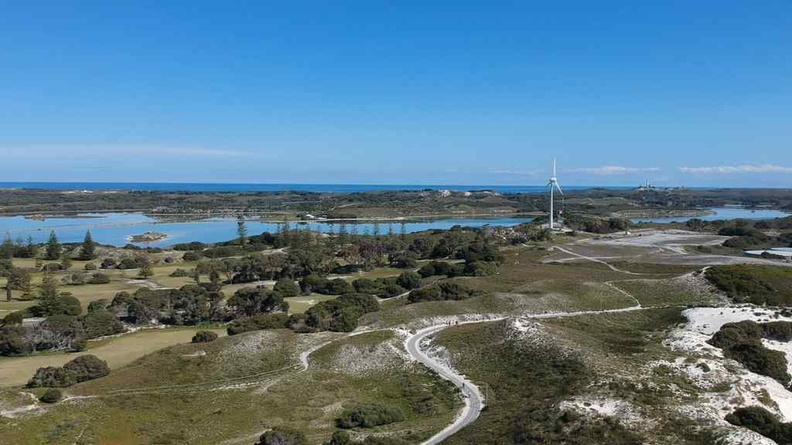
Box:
1 2 790 187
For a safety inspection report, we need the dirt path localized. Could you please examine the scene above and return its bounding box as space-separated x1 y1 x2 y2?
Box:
552 245 644 275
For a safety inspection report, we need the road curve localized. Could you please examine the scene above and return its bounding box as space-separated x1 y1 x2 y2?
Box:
405 324 486 445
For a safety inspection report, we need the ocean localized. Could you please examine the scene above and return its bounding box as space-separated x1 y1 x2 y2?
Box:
0 182 631 194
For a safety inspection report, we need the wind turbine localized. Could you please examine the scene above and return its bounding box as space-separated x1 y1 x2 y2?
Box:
547 159 563 230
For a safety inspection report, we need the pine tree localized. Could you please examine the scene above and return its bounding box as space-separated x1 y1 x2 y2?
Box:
39 272 59 300
237 215 248 245
61 255 73 270
45 231 61 260
80 231 96 260
0 234 13 259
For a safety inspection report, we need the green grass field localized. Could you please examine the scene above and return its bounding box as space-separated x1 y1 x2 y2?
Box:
0 327 225 387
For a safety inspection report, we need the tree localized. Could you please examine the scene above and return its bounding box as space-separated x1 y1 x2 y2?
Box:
237 215 248 245
0 235 13 259
45 231 61 260
138 261 154 279
273 279 300 298
61 255 73 271
6 268 32 297
39 272 59 300
79 231 97 260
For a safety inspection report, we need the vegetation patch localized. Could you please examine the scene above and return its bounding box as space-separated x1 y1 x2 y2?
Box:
336 404 405 429
726 406 792 444
708 320 792 385
27 354 109 388
705 265 792 306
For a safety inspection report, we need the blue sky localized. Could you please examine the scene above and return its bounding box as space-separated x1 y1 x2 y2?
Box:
1 1 790 187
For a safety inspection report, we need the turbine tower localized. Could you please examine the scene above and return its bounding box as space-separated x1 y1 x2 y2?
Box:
547 159 563 230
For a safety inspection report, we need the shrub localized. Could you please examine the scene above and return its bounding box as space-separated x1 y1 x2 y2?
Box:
169 268 192 277
100 258 117 269
418 261 463 278
62 354 110 383
0 326 30 356
324 431 351 445
191 330 219 343
324 278 355 295
86 299 108 313
228 314 290 335
762 322 792 341
88 273 111 284
300 275 328 294
255 427 308 445
407 282 479 304
463 261 498 276
390 252 418 269
27 366 76 388
117 258 140 269
84 262 97 271
353 278 383 294
182 251 204 262
173 242 207 251
2 311 24 326
329 306 363 332
704 265 792 306
34 295 83 317
336 405 405 429
273 279 300 298
82 309 125 338
709 320 792 385
396 271 422 290
725 406 792 444
39 388 62 403
727 344 790 385
228 287 287 316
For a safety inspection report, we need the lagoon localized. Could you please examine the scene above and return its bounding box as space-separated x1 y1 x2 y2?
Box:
631 207 789 224
0 213 533 247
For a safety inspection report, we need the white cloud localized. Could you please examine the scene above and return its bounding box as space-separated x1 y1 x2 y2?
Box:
567 165 660 175
679 164 792 174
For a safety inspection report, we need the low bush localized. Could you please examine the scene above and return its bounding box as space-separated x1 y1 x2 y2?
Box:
273 279 300 298
725 406 792 444
39 388 62 403
395 271 422 290
63 354 110 383
407 282 479 304
336 405 405 429
169 268 192 277
191 330 219 343
117 258 141 269
82 309 125 339
304 293 379 332
255 427 308 445
709 320 792 385
705 265 792 306
88 273 111 284
27 366 75 388
182 251 204 262
100 258 117 269
228 313 290 335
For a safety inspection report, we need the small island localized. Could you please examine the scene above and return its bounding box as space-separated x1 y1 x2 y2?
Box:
127 231 168 243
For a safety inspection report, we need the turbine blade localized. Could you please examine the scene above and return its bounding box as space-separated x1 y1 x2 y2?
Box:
555 183 563 195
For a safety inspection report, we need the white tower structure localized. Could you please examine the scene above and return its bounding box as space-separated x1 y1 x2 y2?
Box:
547 159 563 230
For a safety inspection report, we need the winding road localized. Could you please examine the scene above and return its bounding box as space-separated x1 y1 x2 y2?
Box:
406 323 486 445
